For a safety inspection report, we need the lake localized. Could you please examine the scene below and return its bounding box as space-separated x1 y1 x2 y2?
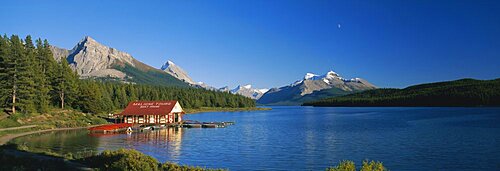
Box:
10 107 500 170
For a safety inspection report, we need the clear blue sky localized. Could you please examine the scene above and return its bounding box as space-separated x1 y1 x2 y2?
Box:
1 0 499 89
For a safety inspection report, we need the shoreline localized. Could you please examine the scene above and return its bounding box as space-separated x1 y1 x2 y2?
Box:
0 107 271 145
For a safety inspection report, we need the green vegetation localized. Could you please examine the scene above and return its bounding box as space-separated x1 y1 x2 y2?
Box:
114 62 188 87
77 148 226 171
82 149 160 171
0 34 256 119
304 78 500 107
0 108 107 129
327 160 386 171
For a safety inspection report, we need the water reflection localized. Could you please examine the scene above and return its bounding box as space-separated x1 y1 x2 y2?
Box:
11 129 101 158
122 128 184 160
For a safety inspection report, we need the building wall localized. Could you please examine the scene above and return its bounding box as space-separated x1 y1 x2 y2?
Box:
123 114 181 124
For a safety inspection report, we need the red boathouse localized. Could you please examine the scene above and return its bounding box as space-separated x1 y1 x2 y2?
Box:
115 100 185 124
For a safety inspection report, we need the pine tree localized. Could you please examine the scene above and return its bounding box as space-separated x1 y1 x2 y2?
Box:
0 35 11 112
29 37 50 113
53 59 78 109
4 35 37 114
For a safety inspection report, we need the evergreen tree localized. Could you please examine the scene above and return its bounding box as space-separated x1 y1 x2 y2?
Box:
53 59 78 109
0 35 11 112
0 35 37 114
31 37 50 112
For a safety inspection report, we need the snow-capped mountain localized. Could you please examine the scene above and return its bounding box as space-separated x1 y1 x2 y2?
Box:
158 60 269 98
161 60 196 84
230 84 269 99
258 70 376 105
218 86 230 92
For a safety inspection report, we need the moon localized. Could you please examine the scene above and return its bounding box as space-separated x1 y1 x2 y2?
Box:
337 24 341 29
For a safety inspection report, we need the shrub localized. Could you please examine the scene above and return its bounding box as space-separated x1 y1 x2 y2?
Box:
327 160 386 171
84 148 159 171
327 160 356 171
360 160 386 171
160 162 226 171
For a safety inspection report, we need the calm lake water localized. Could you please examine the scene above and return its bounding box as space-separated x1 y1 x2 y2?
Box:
10 107 500 170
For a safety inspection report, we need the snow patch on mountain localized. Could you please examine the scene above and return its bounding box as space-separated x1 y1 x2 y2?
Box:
161 60 196 84
230 84 268 99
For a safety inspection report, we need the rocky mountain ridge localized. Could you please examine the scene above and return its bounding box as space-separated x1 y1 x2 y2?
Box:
50 36 188 87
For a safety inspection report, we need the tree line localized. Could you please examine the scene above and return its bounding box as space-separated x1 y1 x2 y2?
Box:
0 35 255 115
303 78 500 107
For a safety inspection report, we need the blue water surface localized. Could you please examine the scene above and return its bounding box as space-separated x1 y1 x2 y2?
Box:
12 107 500 170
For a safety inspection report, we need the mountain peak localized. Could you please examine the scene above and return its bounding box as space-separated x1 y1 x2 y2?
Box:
167 60 175 65
161 59 196 84
304 73 318 80
230 84 267 99
326 70 338 76
79 36 98 45
67 35 136 77
243 84 252 89
161 60 175 70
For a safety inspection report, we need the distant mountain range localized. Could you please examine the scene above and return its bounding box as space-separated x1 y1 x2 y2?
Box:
230 85 269 99
160 59 268 99
303 78 500 107
49 36 375 102
257 71 376 105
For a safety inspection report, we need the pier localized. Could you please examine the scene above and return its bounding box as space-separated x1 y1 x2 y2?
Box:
88 121 235 133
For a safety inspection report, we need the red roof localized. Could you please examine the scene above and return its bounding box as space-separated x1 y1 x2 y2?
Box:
117 100 179 116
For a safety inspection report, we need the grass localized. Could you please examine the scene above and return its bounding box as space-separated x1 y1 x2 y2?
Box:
0 108 108 137
0 108 108 129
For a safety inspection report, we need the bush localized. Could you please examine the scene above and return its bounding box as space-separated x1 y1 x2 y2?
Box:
327 160 386 171
327 160 355 171
84 149 159 171
360 160 385 171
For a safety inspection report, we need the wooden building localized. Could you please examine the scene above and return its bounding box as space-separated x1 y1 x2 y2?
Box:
116 101 184 124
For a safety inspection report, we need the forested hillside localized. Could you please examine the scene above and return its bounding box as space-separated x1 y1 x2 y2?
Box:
303 79 500 107
0 35 255 115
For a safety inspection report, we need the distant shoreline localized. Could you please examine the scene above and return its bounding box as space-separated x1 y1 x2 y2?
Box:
184 107 271 114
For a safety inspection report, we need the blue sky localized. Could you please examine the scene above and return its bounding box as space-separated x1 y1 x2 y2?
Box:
1 0 499 89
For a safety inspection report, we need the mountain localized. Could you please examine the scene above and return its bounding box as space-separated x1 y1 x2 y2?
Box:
157 59 270 97
49 45 70 62
230 85 269 99
218 86 230 92
161 60 196 85
257 70 376 105
159 59 225 91
51 36 188 87
303 78 500 107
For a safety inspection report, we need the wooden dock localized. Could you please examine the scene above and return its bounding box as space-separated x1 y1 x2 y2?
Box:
88 121 235 133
